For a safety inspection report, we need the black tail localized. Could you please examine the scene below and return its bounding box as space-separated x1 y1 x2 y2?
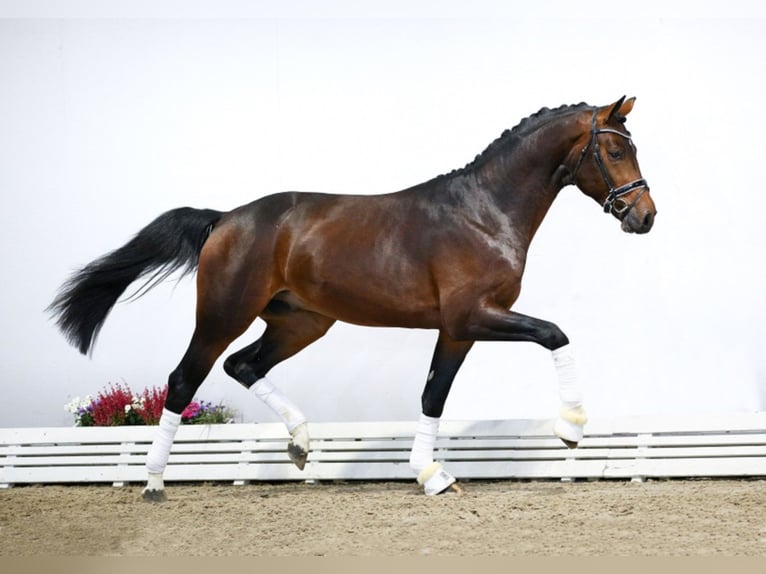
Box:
48 207 224 355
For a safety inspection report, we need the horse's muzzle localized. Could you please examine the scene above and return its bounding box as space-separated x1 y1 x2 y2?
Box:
621 206 656 234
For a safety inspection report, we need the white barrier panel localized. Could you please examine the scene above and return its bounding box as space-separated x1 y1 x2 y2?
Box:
1 414 765 487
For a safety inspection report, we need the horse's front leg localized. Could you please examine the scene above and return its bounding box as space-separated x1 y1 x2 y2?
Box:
410 331 474 495
550 343 588 448
445 302 588 448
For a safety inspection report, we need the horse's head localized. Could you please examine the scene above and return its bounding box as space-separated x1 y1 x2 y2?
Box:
568 96 656 234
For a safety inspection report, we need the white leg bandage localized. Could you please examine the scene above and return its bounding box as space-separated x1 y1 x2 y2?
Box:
409 413 456 495
409 413 439 473
552 343 582 407
252 377 309 469
145 408 182 474
551 344 587 444
251 377 306 432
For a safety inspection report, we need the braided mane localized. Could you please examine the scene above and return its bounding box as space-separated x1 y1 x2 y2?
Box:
438 102 590 180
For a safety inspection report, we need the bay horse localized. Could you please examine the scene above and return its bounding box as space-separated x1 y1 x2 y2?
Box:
49 96 655 499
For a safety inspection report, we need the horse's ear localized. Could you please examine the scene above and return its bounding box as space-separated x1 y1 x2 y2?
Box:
607 96 626 123
607 96 636 123
619 96 636 117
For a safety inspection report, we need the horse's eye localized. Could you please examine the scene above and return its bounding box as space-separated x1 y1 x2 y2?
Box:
608 149 624 160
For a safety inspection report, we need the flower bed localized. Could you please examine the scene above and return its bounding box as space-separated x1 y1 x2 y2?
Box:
64 382 234 426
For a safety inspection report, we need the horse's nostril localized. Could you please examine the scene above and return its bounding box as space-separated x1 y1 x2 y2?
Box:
643 211 654 229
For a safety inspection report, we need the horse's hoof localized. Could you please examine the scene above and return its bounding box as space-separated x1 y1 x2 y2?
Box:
287 422 309 470
417 462 457 496
287 442 308 470
554 420 582 449
553 406 586 448
141 488 167 503
553 418 583 447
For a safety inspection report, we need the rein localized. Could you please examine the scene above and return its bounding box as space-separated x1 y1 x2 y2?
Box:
570 107 649 218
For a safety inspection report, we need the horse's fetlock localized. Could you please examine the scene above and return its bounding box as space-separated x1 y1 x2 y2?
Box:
542 323 568 350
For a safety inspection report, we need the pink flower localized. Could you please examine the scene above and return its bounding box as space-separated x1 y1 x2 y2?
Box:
182 401 201 420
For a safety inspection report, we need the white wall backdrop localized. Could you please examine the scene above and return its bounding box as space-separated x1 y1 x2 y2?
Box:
1 3 764 428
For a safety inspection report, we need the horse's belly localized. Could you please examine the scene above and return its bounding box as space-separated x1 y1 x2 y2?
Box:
277 281 443 329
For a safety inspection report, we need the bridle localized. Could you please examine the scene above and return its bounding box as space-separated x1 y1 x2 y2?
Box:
569 107 649 218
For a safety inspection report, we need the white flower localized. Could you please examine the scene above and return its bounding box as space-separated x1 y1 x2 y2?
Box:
124 404 132 414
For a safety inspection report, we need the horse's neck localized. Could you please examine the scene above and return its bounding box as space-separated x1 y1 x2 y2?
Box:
474 119 579 243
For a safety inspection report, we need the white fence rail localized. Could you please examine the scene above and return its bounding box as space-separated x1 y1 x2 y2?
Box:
1 413 765 487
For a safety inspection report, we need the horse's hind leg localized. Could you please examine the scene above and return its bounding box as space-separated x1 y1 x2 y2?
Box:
142 330 243 502
223 305 335 470
410 330 473 495
142 228 273 501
